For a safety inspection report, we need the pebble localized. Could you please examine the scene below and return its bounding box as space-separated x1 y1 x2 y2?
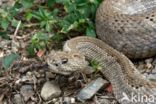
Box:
63 97 76 104
152 67 156 74
145 58 153 64
144 58 153 69
146 74 156 81
13 94 24 104
152 59 156 65
98 98 111 104
20 85 34 101
76 77 109 102
41 81 61 101
70 97 76 103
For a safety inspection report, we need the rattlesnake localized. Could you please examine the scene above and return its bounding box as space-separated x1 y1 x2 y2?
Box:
96 0 156 59
46 0 156 104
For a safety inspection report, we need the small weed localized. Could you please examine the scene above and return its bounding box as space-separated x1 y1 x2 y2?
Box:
27 32 53 56
32 8 59 32
90 59 102 72
0 0 102 56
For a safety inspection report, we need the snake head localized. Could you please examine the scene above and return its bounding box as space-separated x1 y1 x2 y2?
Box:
46 50 89 75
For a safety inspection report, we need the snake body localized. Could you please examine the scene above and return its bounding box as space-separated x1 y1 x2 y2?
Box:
96 0 156 59
47 0 156 104
62 36 156 104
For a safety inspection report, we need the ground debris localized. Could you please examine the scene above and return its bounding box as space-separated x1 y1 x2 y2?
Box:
76 77 109 102
41 81 61 101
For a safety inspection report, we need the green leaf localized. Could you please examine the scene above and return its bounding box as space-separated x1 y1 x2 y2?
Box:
1 19 9 30
90 59 102 72
47 0 56 7
26 44 36 57
2 53 19 69
12 19 20 27
52 34 64 42
21 0 34 9
86 26 96 37
0 32 10 39
45 22 51 32
25 12 33 21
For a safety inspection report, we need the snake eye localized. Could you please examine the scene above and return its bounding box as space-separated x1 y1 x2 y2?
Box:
61 58 68 64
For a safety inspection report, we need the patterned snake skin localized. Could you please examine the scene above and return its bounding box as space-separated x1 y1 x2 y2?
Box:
46 0 156 104
96 0 156 59
47 36 156 104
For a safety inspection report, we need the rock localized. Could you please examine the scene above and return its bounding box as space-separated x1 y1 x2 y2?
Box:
41 81 61 101
146 74 156 81
70 97 76 103
76 77 109 102
98 98 111 104
145 58 153 69
145 58 153 64
20 85 34 101
152 66 156 74
63 97 76 104
0 40 11 48
137 62 145 73
13 94 24 104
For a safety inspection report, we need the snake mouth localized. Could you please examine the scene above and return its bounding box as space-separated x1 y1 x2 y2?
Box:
47 59 72 75
48 64 71 75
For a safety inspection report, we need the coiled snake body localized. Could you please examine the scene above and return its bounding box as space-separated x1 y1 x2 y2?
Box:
47 0 156 104
96 0 156 59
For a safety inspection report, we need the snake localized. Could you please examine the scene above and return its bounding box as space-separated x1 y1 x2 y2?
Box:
46 0 156 104
96 0 156 59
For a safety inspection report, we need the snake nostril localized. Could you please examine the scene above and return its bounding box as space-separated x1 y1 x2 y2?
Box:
54 63 59 66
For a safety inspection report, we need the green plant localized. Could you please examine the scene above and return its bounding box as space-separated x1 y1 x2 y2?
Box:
32 8 59 32
0 0 102 56
2 53 19 69
0 0 34 32
90 59 102 72
57 0 101 37
27 32 52 56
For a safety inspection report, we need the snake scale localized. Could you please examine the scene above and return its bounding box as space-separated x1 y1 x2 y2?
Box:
47 0 156 104
96 0 156 59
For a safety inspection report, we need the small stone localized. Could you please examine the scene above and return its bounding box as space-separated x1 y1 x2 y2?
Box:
71 97 75 103
63 97 71 104
52 98 57 102
54 102 60 104
0 40 10 48
13 94 24 104
26 71 32 76
34 71 41 78
76 77 109 102
41 81 61 101
146 74 156 81
62 97 75 104
145 58 153 69
152 67 156 74
15 74 35 84
145 58 153 63
137 62 145 73
145 63 153 69
152 59 156 65
98 98 111 104
20 85 34 101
